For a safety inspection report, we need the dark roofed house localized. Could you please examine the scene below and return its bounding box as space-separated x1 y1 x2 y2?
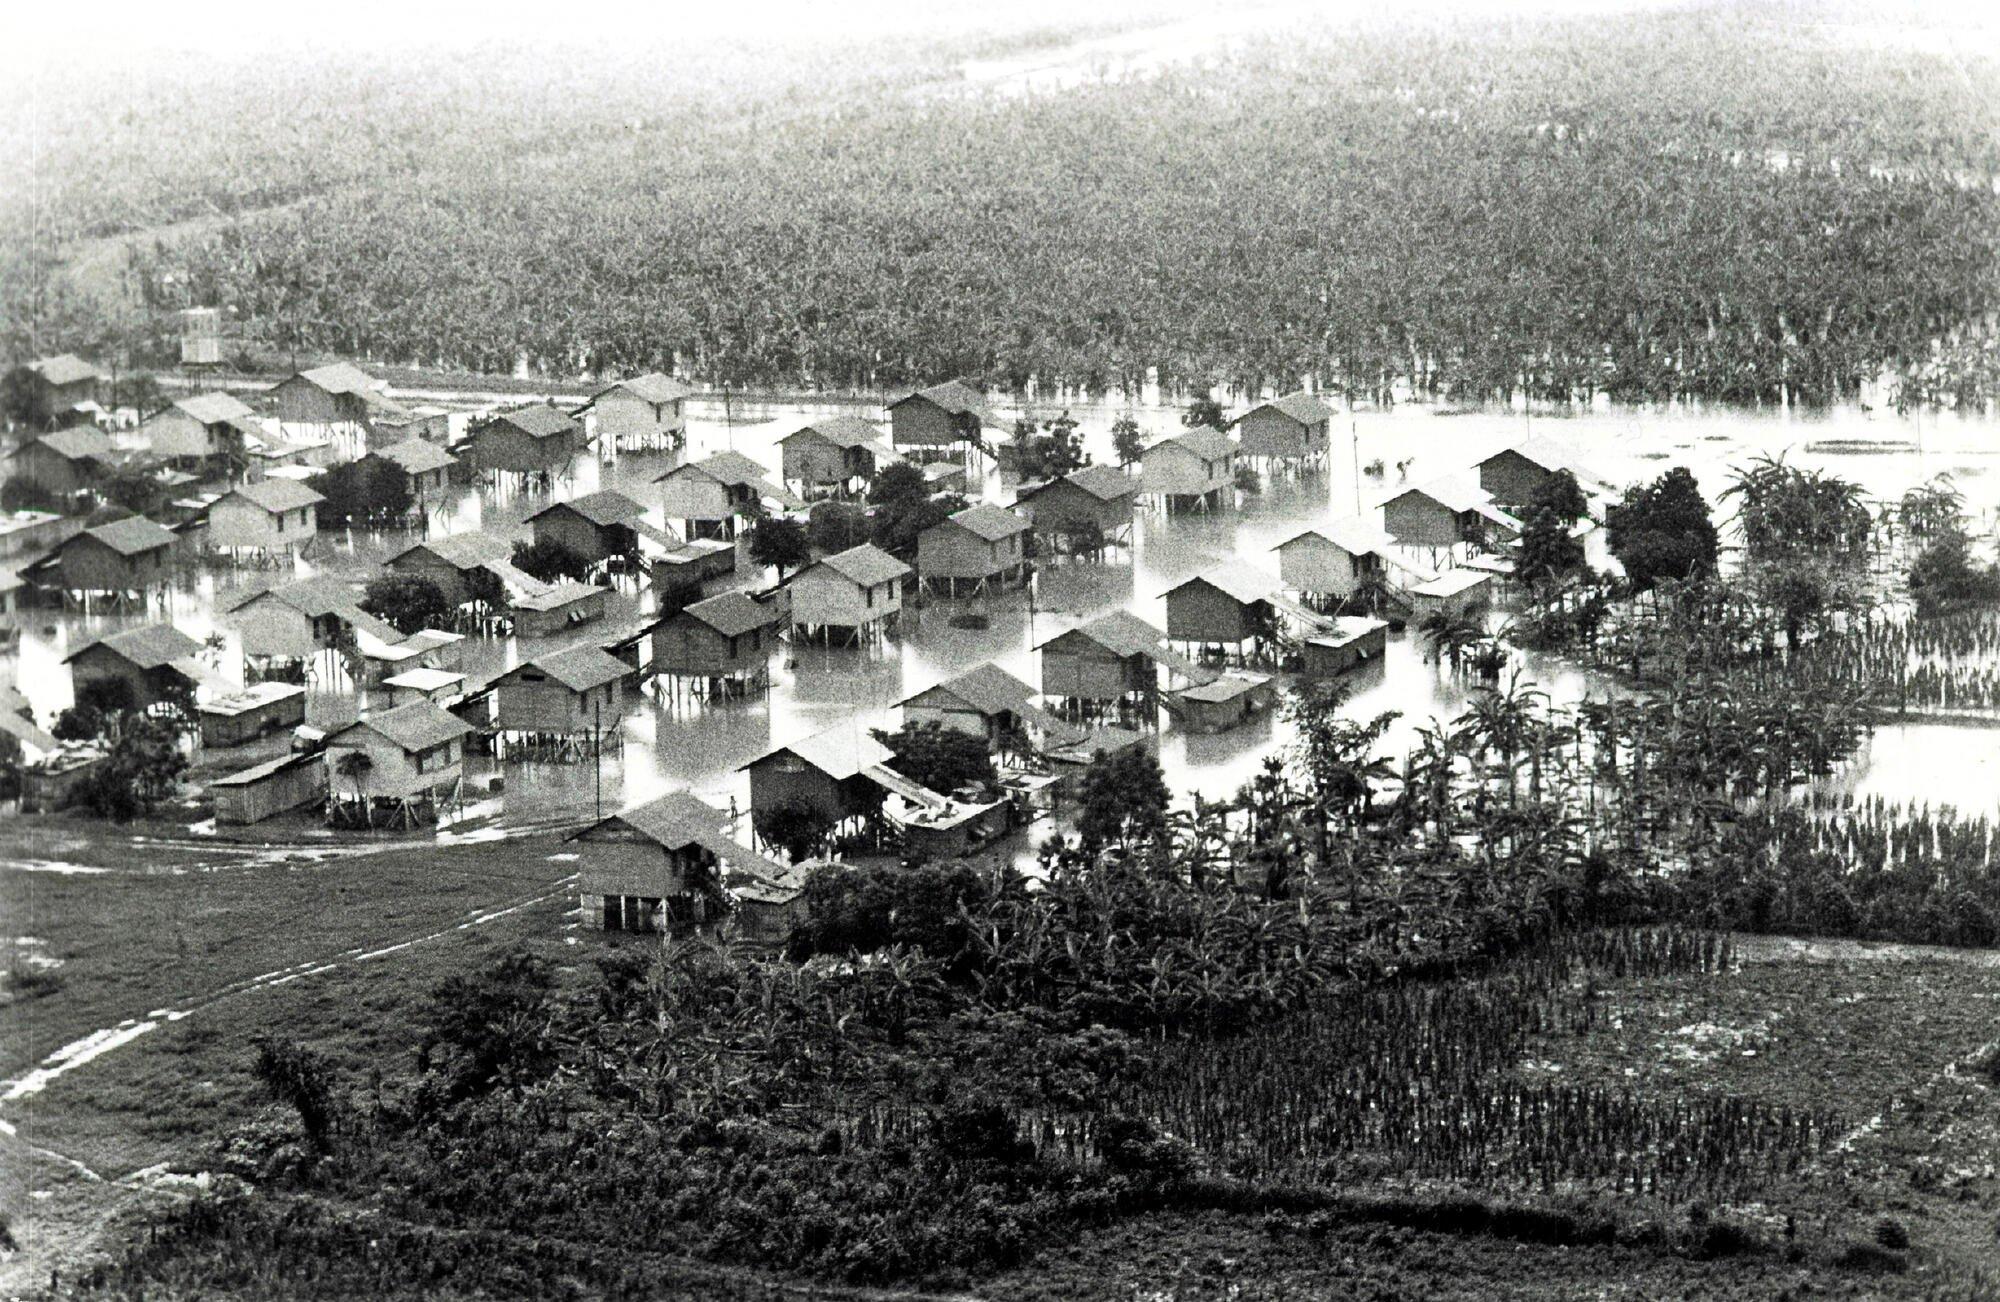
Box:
65 623 206 712
916 502 1031 596
899 661 1086 757
1036 609 1205 722
580 373 690 452
785 543 910 644
526 489 648 566
463 403 585 477
493 643 628 740
778 416 897 496
5 425 115 495
571 790 794 935
1013 463 1138 550
742 722 895 844
1232 391 1334 463
1474 436 1613 508
888 381 1000 451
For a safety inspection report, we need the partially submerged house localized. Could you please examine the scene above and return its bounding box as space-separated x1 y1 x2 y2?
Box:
511 581 611 640
65 623 208 712
366 405 452 449
1013 464 1138 551
386 530 518 611
655 450 801 541
1167 671 1278 735
1381 477 1523 554
1163 561 1330 666
1408 568 1495 620
323 699 473 827
571 791 794 935
743 723 896 849
362 438 458 501
210 751 328 826
1273 516 1429 611
650 589 786 701
785 543 910 645
205 478 323 557
916 502 1031 596
492 644 628 757
1301 617 1390 678
267 362 405 432
1140 427 1237 512
578 373 690 452
221 575 403 668
5 426 115 495
140 392 264 467
777 416 897 498
463 403 585 478
1035 609 1212 723
30 516 179 606
197 681 308 748
888 381 1000 454
898 662 1086 759
1474 435 1614 509
1232 391 1334 465
526 490 648 568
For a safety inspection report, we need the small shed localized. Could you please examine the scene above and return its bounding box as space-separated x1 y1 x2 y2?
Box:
1408 569 1495 621
1140 427 1236 511
785 543 910 644
65 623 207 712
1168 672 1277 735
580 373 690 452
777 416 897 496
650 589 785 699
364 438 458 499
323 700 473 826
267 362 405 430
366 405 452 449
206 478 323 555
383 667 467 707
493 643 628 749
572 790 793 934
649 535 739 592
888 381 1000 451
916 502 1031 596
1231 391 1334 464
19 742 111 813
511 581 610 640
1382 477 1523 552
526 490 648 566
197 681 308 748
655 450 801 541
141 392 264 466
1301 617 1390 678
1013 464 1138 549
4 426 114 495
211 751 328 825
463 403 585 477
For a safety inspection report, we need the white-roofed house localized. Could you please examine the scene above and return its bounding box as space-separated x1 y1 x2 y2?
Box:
140 392 266 469
1272 516 1432 616
570 790 799 936
1163 561 1333 668
1473 435 1616 509
1381 476 1524 560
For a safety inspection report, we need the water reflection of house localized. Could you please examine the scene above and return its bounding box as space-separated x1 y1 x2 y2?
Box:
1381 477 1523 552
492 644 628 753
572 791 796 935
5 426 115 495
777 416 897 497
139 392 264 467
323 699 471 827
1013 464 1138 548
577 373 690 453
887 380 1000 453
785 544 909 645
64 623 208 711
1231 391 1333 465
1140 427 1236 512
916 502 1031 596
29 516 179 604
463 403 584 478
526 490 647 567
206 478 323 557
655 450 801 541
650 589 785 700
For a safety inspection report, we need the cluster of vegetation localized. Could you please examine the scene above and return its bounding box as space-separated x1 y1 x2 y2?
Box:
48 677 190 820
11 9 1998 407
308 458 412 530
359 573 453 636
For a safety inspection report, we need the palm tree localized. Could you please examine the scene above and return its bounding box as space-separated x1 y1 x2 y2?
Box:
1420 608 1485 671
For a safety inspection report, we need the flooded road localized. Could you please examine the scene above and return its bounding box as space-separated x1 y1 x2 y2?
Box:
10 394 2000 831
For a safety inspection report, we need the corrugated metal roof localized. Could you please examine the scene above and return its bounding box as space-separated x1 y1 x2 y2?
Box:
939 502 1030 542
1148 426 1236 462
394 530 512 569
1276 515 1397 559
745 720 892 780
1171 560 1283 607
900 661 1036 716
337 699 472 753
515 643 627 692
228 478 324 514
1410 568 1494 598
1019 463 1138 506
1176 672 1273 704
67 623 203 669
510 580 602 612
1036 609 1164 659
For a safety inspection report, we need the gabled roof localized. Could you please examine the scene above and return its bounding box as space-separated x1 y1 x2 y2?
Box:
1236 391 1334 427
510 580 604 612
1276 515 1398 559
372 440 458 475
744 721 893 780
75 516 178 556
221 574 360 618
392 530 512 570
780 416 886 449
20 425 112 461
1036 609 1166 658
66 623 203 669
1147 426 1236 462
805 543 911 589
173 391 255 425
528 489 646 529
481 403 578 439
225 478 324 514
1018 463 1138 506
296 362 382 397
592 373 690 406
26 355 102 386
1389 475 1493 515
514 643 627 692
1411 568 1493 599
1477 435 1612 491
592 789 725 850
681 590 780 639
1170 560 1284 606
892 380 999 427
899 662 1035 716
334 699 472 753
935 502 1030 543
663 449 768 487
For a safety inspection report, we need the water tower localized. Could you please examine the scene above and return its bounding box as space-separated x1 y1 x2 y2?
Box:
180 306 222 368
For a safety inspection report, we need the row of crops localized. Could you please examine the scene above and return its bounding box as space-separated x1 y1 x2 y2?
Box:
1795 608 2000 715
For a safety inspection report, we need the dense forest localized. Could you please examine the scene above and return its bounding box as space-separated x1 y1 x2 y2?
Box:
5 3 1998 407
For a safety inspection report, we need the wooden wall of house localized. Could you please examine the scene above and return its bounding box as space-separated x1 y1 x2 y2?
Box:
531 509 615 563
890 398 962 447
1040 642 1148 700
389 552 481 610
652 616 769 677
782 434 849 486
1021 481 1132 535
223 601 319 660
659 474 734 523
327 733 460 800
210 499 317 552
1383 495 1463 548
1277 535 1367 596
57 536 169 592
214 760 327 825
1166 580 1254 644
514 588 610 639
919 523 1021 580
495 672 621 733
788 568 895 630
468 424 567 475
1477 451 1554 506
11 445 92 495
595 392 683 443
747 759 845 824
270 378 360 426
144 409 218 461
1237 410 1329 460
576 825 714 901
1141 444 1230 497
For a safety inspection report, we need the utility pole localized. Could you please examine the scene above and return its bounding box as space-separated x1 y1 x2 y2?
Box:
593 699 603 822
1351 419 1362 515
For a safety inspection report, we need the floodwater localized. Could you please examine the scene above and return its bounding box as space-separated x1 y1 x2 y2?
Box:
9 393 2000 837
